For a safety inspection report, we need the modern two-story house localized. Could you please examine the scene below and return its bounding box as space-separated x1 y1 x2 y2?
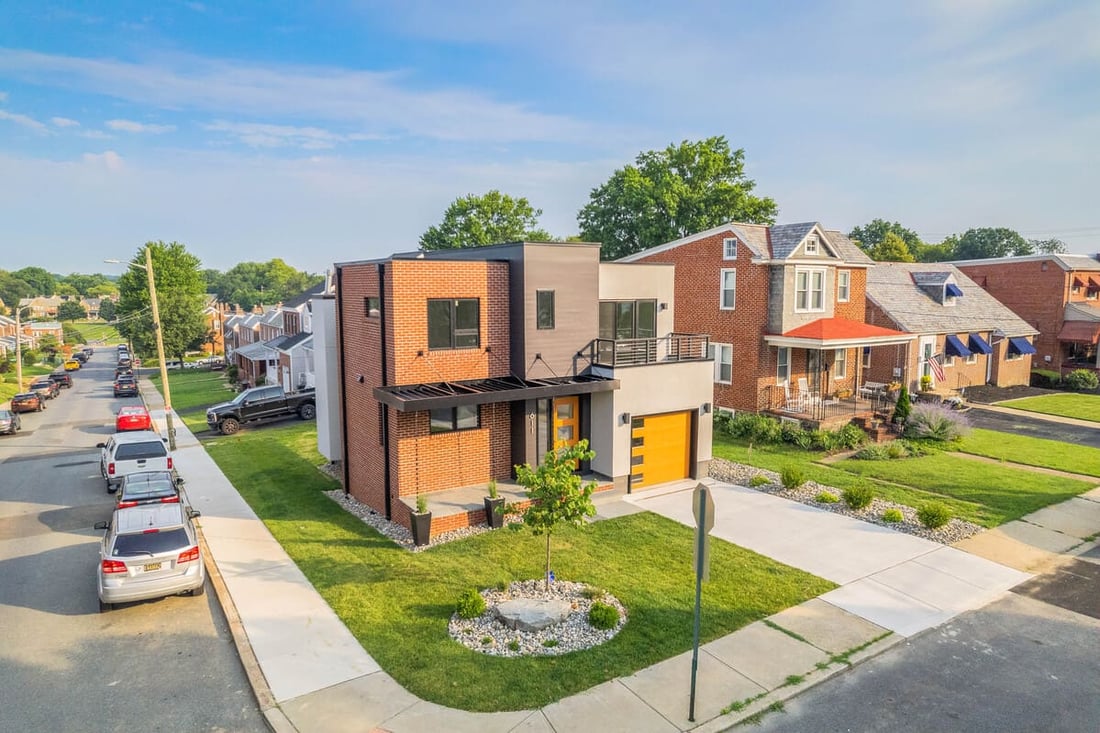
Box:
623 222 913 426
953 254 1100 374
328 241 714 537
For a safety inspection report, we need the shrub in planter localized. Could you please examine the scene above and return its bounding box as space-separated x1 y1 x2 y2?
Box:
780 465 806 490
892 385 912 424
920 375 933 392
455 588 486 619
588 601 619 630
1063 369 1099 392
882 508 904 523
904 403 971 442
917 501 952 529
815 491 839 504
842 483 875 510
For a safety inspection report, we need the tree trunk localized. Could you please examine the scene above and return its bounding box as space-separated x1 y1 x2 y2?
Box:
545 533 551 591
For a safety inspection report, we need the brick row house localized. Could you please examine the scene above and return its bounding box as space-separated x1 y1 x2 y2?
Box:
623 222 913 426
222 281 326 388
327 241 714 538
953 254 1100 374
864 264 1036 392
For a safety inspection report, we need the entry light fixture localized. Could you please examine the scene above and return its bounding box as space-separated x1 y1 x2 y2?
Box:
701 402 712 414
620 412 631 425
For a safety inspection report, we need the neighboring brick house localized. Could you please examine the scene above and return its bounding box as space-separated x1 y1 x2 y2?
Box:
953 254 1100 374
622 222 912 426
330 241 714 537
276 331 314 391
865 264 1037 393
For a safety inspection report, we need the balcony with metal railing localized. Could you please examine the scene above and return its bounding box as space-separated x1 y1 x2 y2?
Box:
589 332 710 368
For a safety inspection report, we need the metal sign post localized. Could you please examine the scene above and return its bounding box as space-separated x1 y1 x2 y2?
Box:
688 483 714 723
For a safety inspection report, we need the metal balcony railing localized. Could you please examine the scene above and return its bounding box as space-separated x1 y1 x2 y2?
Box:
590 333 710 367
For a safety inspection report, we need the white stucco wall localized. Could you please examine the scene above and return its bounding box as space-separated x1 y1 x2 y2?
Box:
598 263 676 335
312 298 343 461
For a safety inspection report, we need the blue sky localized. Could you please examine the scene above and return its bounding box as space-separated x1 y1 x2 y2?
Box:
1 1 1097 275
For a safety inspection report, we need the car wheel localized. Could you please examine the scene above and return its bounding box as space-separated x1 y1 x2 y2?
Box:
98 599 112 613
107 483 117 494
191 583 206 597
298 403 316 420
220 418 240 435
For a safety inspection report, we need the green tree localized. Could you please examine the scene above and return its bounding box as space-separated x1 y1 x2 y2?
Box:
1030 237 1068 254
952 227 1031 260
115 241 207 361
849 219 923 254
210 259 321 311
578 137 778 260
59 273 114 296
868 231 916 262
0 271 34 315
511 440 599 591
13 267 56 296
913 237 957 262
98 298 117 322
57 301 87 321
37 334 60 362
87 281 120 298
419 190 552 251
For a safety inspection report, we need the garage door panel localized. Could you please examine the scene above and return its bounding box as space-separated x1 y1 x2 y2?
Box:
630 411 691 488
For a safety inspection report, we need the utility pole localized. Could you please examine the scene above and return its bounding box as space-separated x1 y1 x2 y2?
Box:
145 245 177 451
14 305 23 389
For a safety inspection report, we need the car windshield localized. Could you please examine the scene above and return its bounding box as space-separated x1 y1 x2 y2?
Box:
0 410 12 419
122 473 176 496
114 441 168 460
113 528 189 556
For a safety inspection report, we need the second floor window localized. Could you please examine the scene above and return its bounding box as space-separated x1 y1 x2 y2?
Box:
599 299 656 340
723 238 738 259
796 268 825 312
720 269 736 310
709 343 733 384
536 290 555 330
364 296 380 318
837 271 850 303
427 298 479 350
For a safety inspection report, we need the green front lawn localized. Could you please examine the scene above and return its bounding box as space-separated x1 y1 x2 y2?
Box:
71 319 122 345
149 369 237 432
957 428 1100 479
204 423 836 711
998 393 1100 423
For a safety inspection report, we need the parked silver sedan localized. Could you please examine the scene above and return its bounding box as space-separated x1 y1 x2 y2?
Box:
0 409 21 435
95 503 205 611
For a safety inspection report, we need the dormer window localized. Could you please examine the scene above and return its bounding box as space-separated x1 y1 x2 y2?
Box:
804 236 819 255
723 238 738 260
944 283 963 306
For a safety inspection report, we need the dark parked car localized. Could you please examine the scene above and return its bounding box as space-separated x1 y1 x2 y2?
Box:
206 385 316 435
10 393 44 413
114 366 134 379
113 376 139 397
49 371 73 388
0 409 21 434
30 378 60 400
116 470 186 509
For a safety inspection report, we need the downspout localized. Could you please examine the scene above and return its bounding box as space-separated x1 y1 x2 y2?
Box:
378 262 392 520
335 265 351 498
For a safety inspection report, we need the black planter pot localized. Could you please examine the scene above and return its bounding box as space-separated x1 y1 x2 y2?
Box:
410 511 432 546
484 497 504 529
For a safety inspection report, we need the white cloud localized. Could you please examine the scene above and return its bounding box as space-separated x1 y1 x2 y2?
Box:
0 108 47 131
79 129 113 139
81 150 124 170
202 120 385 149
0 91 7 101
0 48 602 144
51 116 80 127
106 118 176 134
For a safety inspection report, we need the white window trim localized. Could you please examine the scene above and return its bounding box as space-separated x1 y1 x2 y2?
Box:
966 353 977 365
944 354 955 367
709 343 733 384
837 270 850 303
776 346 790 385
795 267 827 313
719 268 736 311
804 236 819 255
723 238 737 260
834 349 847 380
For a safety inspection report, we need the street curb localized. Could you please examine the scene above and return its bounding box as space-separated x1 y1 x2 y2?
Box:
692 632 904 732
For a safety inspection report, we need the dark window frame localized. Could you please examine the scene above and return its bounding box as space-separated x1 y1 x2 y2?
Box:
427 298 480 350
364 296 381 318
429 404 480 433
536 290 555 330
598 299 657 340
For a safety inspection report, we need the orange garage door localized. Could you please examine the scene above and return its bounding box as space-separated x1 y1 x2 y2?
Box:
630 411 692 488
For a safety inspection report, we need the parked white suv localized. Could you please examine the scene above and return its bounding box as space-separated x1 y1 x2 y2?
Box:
97 430 172 493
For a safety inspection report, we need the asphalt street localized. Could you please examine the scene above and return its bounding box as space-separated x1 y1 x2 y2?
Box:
967 405 1100 448
0 351 265 732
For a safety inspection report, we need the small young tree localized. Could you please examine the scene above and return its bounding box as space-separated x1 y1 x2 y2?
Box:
513 439 598 590
892 385 911 423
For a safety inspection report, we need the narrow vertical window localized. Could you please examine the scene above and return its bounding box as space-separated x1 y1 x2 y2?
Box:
833 348 847 379
720 269 736 310
777 347 790 384
536 290 555 330
837 271 850 303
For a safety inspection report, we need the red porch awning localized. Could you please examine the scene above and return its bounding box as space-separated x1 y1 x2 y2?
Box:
1058 321 1100 344
764 318 914 349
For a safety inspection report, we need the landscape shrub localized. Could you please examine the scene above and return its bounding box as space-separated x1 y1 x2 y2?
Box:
917 502 952 529
815 491 839 504
713 409 734 435
882 508 904 523
841 483 875 510
1030 369 1061 389
899 439 939 457
748 474 772 488
779 420 807 446
904 403 970 442
780 465 806 490
835 423 867 450
588 602 619 630
1062 369 1099 392
892 385 912 423
853 444 891 460
455 588 486 619
886 441 908 459
727 412 782 445
809 429 836 452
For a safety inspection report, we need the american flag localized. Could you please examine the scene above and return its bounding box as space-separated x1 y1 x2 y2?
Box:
927 353 946 382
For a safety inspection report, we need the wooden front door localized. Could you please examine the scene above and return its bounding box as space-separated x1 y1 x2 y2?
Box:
552 396 579 450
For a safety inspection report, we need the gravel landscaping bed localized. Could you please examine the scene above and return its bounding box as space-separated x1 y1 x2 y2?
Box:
709 458 984 544
448 580 627 657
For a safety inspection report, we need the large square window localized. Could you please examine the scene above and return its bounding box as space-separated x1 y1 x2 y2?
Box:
428 298 480 350
429 404 480 433
795 268 826 312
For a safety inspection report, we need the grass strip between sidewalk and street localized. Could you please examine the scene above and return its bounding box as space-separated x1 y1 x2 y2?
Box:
201 422 836 712
996 392 1100 423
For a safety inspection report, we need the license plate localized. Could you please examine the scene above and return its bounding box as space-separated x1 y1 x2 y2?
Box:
144 562 162 572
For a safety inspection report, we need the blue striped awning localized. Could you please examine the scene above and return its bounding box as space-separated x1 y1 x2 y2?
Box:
945 283 964 297
944 334 972 358
968 333 993 355
1008 337 1037 356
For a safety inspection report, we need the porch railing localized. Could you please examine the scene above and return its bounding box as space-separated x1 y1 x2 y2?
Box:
761 384 895 423
590 332 710 367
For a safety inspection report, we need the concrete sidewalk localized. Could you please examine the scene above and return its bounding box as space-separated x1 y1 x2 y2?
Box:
138 378 1096 732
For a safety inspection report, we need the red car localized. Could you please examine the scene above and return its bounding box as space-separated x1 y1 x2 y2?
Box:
115 405 152 432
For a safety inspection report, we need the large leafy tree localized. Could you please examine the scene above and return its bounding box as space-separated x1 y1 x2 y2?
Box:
208 259 321 311
578 136 778 260
13 266 56 296
98 298 117 322
868 232 916 262
419 190 552 251
57 301 87 321
849 219 923 255
115 241 207 361
59 272 115 297
0 271 33 315
1030 237 1068 254
952 227 1032 260
87 281 120 298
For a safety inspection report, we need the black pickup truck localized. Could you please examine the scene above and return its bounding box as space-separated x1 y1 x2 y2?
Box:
206 385 316 435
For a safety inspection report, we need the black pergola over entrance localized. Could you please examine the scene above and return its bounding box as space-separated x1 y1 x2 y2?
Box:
374 374 619 412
